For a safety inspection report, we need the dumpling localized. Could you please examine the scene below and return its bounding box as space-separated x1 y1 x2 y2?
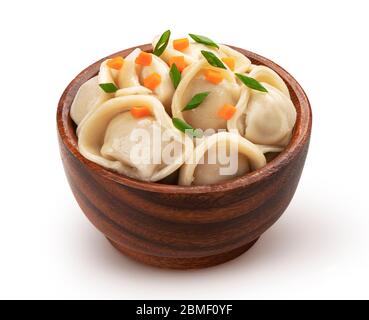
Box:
78 95 193 182
172 59 241 131
70 59 116 125
226 88 286 154
117 48 174 113
179 132 266 186
228 83 296 147
227 69 296 147
152 36 251 73
70 76 103 125
247 83 295 146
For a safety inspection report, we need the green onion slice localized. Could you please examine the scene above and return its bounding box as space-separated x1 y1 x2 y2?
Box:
235 73 268 92
182 92 210 111
189 33 219 49
169 63 181 89
172 118 202 138
201 51 226 69
153 30 171 56
99 83 118 93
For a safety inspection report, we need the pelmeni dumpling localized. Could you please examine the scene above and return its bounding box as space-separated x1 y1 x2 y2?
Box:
78 95 193 182
117 48 174 112
226 89 285 154
70 76 103 125
172 59 241 131
75 86 151 137
179 132 266 186
70 60 117 125
228 69 296 147
152 36 251 73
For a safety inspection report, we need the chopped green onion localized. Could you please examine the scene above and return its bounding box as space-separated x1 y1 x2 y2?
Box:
189 34 219 49
201 51 226 69
235 73 268 92
169 63 181 89
182 92 210 111
153 30 171 56
99 83 118 93
172 118 202 138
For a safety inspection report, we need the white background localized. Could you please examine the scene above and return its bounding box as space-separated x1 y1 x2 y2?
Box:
1 0 368 300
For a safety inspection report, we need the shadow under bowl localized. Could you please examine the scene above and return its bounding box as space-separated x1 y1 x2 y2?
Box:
57 44 312 269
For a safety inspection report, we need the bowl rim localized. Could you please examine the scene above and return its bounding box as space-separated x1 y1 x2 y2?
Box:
57 43 312 194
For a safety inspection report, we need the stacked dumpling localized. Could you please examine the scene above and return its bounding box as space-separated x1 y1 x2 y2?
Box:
71 31 296 186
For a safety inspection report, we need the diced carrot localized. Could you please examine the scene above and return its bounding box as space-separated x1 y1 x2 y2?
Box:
173 38 189 51
135 51 152 66
204 68 224 84
217 104 236 120
169 56 187 72
107 56 124 70
222 57 235 71
143 72 161 90
131 106 152 118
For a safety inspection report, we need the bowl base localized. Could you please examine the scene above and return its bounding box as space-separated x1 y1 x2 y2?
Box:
107 237 259 269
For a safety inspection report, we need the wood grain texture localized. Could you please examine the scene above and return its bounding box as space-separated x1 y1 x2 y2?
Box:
57 44 312 269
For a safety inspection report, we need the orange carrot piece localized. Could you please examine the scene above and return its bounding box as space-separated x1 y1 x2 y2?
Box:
173 38 189 51
143 72 161 90
217 104 236 120
107 56 124 70
169 56 187 72
204 68 224 84
131 106 152 118
135 52 152 66
222 57 235 71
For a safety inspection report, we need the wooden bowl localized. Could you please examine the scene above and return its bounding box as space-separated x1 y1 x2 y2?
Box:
57 44 312 269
